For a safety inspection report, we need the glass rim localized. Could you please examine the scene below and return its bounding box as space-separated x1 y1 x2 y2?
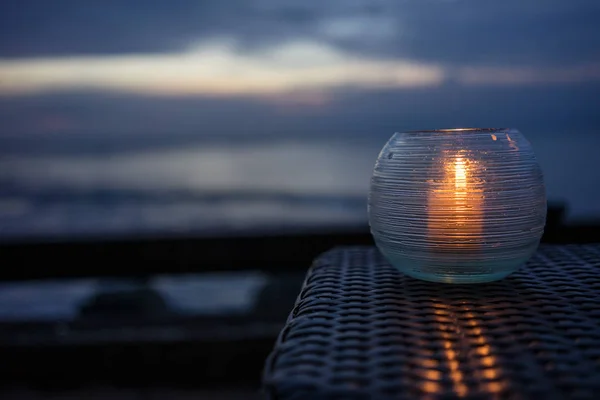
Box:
405 128 513 133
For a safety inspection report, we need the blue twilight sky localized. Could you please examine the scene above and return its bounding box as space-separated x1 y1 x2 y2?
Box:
0 0 599 146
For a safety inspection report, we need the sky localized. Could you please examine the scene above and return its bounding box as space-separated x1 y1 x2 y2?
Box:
0 0 598 143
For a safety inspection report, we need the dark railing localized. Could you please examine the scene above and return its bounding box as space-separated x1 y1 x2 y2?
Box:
0 229 373 281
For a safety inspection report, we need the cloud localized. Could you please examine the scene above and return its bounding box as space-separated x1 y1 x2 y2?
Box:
0 0 315 57
1 0 599 69
1 81 599 148
0 0 598 143
1 39 598 97
0 39 446 96
322 0 600 67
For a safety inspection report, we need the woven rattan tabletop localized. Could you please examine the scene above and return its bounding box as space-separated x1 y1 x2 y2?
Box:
263 244 600 399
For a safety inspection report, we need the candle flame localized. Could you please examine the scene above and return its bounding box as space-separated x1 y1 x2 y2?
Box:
454 157 467 190
428 152 482 249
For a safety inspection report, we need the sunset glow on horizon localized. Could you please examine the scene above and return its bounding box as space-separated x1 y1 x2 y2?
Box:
2 37 599 98
0 39 445 96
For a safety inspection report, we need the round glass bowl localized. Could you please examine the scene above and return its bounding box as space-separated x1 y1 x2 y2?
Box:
368 128 546 283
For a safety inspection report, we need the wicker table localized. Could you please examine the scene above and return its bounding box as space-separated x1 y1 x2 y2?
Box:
263 245 600 399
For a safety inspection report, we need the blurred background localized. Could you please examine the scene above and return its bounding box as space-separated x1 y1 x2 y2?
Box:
0 0 599 398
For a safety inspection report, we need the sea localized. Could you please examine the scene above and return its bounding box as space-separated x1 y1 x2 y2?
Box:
0 132 598 321
0 132 598 239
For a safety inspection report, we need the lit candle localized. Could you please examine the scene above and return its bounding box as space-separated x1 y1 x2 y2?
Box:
428 151 483 251
369 128 546 283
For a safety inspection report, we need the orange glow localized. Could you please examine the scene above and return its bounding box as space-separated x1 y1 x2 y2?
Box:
473 336 486 345
476 345 491 356
421 359 440 368
424 370 443 380
482 369 498 379
485 381 506 393
428 151 483 247
450 371 465 383
506 133 519 151
444 344 468 397
463 311 506 393
480 356 496 367
421 381 441 394
448 360 460 371
429 309 509 397
431 306 468 397
470 327 483 336
454 157 467 190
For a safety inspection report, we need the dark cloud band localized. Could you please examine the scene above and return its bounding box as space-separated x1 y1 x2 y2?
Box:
1 0 599 67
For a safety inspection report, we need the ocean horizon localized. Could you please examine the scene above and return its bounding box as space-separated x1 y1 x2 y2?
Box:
0 132 598 239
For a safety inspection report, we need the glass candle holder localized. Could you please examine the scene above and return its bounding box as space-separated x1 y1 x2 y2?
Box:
368 128 546 284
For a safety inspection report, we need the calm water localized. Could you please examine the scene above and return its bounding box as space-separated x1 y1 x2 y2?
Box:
0 133 597 321
0 133 598 239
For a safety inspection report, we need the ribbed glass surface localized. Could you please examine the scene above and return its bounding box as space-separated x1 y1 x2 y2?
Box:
368 128 546 283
